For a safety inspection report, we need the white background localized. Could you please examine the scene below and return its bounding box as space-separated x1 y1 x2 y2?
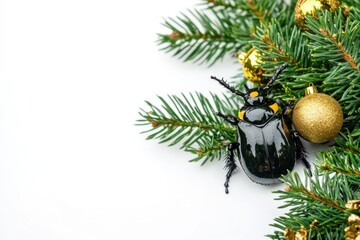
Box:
0 1 322 239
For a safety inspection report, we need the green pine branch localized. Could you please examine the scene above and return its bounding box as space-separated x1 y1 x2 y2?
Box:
158 8 250 66
268 133 360 239
250 9 360 132
203 0 295 24
253 19 313 69
137 92 239 164
305 10 360 116
320 133 360 180
158 0 296 66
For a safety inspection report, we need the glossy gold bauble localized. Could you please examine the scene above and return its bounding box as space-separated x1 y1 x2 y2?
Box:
237 48 266 85
292 84 343 143
295 0 341 30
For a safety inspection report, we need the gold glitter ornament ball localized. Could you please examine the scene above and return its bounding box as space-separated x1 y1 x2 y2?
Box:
292 85 343 143
237 48 266 85
295 0 341 30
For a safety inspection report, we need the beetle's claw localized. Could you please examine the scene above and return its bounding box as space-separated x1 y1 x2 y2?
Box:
224 183 229 194
225 187 229 194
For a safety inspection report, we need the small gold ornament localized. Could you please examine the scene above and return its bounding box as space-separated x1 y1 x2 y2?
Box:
284 226 308 240
292 83 343 143
346 200 360 210
295 0 341 30
236 48 266 85
284 228 296 240
345 214 360 240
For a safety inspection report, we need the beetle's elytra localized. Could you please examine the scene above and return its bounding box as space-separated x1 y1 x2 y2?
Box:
211 64 311 194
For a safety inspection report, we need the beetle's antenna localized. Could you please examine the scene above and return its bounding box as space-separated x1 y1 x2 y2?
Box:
243 84 249 91
291 131 312 176
263 64 288 92
211 76 245 97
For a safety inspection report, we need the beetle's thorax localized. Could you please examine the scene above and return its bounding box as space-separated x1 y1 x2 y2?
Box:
239 99 279 125
240 106 276 125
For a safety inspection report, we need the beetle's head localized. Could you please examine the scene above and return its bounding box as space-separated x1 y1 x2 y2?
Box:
211 64 288 106
243 87 266 106
242 63 289 105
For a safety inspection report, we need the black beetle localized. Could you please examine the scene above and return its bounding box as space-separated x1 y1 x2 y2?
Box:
211 64 311 194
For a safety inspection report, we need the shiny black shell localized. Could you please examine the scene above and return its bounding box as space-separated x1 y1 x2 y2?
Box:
237 105 295 184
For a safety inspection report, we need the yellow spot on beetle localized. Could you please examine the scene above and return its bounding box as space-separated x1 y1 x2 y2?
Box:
250 91 259 97
238 111 245 120
269 103 279 113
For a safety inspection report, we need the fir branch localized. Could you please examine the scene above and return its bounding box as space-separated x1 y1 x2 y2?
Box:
189 139 228 165
344 0 360 22
137 92 239 163
319 28 359 73
202 0 289 24
158 8 251 66
306 10 360 73
304 10 360 116
269 132 360 239
322 161 360 178
252 18 314 71
251 10 360 123
158 1 296 66
254 24 306 68
320 133 360 178
223 0 295 25
285 181 346 212
279 171 348 212
269 171 354 239
251 19 323 100
244 0 267 24
202 0 244 10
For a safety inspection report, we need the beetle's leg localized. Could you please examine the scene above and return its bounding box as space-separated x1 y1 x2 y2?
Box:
276 98 295 117
282 99 312 174
276 98 295 127
284 98 295 116
216 112 239 126
292 131 312 176
224 142 239 194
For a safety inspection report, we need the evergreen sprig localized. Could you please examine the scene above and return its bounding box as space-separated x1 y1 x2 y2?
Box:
269 133 360 239
305 10 360 128
203 0 295 25
320 133 360 181
251 9 360 131
251 18 318 100
158 0 297 66
158 8 250 66
137 92 239 164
